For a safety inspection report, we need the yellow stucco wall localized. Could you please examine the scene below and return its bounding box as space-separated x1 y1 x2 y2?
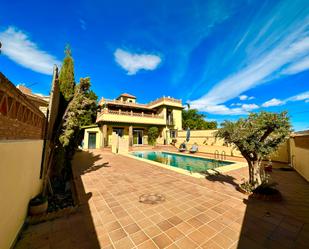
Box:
172 109 182 130
175 129 291 161
269 141 289 163
83 127 102 149
106 126 150 146
290 136 309 182
175 129 243 157
97 113 166 125
0 140 43 249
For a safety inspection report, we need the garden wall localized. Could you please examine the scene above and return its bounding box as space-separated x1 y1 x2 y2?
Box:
290 135 309 182
0 140 43 249
175 129 290 162
0 73 46 249
176 129 243 158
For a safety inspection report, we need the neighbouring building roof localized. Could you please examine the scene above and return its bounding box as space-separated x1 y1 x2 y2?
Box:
17 85 49 106
117 93 136 99
291 130 309 137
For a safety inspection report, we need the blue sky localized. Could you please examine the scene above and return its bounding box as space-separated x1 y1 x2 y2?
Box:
0 0 308 131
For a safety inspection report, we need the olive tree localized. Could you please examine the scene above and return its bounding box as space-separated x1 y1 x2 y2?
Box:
216 111 291 187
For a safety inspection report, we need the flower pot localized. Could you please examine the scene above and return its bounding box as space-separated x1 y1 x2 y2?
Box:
29 200 48 216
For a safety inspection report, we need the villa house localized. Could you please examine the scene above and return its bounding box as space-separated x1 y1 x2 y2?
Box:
83 93 183 149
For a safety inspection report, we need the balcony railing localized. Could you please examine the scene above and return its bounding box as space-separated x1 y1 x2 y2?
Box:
102 109 164 119
99 96 182 108
148 96 182 106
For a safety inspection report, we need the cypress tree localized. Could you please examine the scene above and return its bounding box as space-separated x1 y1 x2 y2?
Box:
59 45 75 101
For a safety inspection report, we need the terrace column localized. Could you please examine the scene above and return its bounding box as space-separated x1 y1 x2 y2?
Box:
102 124 107 148
129 125 133 146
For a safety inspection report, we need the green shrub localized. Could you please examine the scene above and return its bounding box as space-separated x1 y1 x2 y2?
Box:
148 127 159 145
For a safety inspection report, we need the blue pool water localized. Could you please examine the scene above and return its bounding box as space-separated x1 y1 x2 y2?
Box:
131 151 234 172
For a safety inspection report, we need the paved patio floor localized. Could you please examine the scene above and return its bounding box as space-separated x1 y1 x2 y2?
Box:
15 149 309 249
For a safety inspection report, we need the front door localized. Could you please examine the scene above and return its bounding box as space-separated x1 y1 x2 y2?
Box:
133 129 143 145
88 132 97 149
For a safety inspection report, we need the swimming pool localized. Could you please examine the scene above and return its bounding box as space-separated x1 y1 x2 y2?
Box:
131 151 234 173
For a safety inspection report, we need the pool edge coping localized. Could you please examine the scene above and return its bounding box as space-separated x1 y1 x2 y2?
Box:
121 150 247 179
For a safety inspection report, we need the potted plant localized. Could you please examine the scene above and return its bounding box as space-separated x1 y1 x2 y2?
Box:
29 194 48 216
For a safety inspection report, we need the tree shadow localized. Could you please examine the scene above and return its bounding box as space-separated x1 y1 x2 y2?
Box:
14 150 106 249
201 169 239 188
235 164 309 248
69 150 110 248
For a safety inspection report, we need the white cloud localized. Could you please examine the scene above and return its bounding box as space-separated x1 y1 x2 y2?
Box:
239 95 255 101
239 95 248 100
262 98 284 107
262 91 309 108
0 26 60 75
286 91 309 102
230 103 242 106
79 19 87 30
114 49 162 75
241 104 259 111
193 102 259 116
197 104 246 115
283 56 309 75
191 34 309 109
190 5 309 114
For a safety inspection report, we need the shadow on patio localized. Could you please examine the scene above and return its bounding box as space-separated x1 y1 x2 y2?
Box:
235 167 309 249
14 150 107 249
198 163 309 249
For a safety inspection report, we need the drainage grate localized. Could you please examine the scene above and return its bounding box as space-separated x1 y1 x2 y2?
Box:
139 193 166 204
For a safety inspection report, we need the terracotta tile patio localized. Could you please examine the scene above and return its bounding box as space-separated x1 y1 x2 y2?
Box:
15 149 309 249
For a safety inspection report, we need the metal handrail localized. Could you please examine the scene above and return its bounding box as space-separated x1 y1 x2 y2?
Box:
221 151 226 161
214 150 219 160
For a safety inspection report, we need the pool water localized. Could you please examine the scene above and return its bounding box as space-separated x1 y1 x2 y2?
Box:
131 151 233 172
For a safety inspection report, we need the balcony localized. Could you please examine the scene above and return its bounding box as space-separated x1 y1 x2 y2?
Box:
99 96 183 109
96 109 167 125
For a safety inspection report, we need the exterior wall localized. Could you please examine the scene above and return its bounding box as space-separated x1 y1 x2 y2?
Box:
83 127 102 149
106 125 150 146
290 136 309 182
172 109 182 130
175 129 293 162
0 72 47 249
0 140 43 249
175 129 243 157
270 141 289 163
97 111 166 125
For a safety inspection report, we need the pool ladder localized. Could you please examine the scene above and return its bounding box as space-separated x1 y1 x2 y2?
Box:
221 151 226 161
212 150 226 169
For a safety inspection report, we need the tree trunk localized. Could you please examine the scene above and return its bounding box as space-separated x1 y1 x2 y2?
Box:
246 159 262 187
253 160 262 186
247 160 254 185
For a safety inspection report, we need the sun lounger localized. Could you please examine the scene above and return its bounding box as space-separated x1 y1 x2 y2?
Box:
190 145 198 153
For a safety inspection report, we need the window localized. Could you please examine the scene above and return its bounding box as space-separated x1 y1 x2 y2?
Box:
170 129 177 138
113 127 124 137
